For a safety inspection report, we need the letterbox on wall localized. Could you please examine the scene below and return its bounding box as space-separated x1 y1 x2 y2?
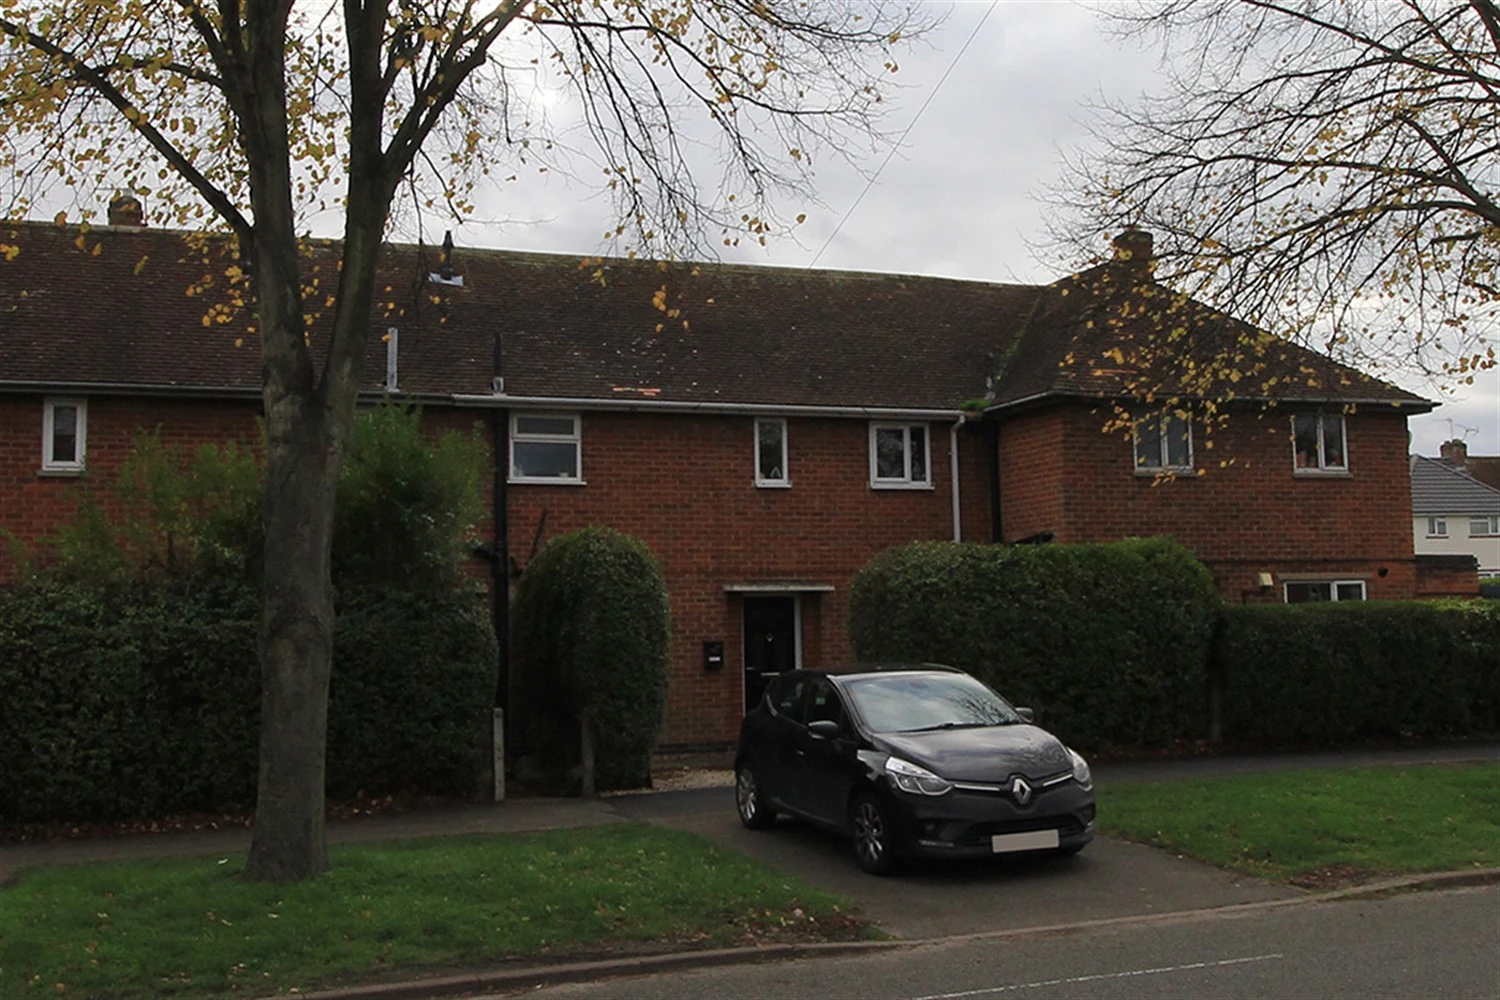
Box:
703 640 724 670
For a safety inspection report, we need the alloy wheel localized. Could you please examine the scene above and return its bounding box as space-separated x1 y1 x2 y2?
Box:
852 796 895 874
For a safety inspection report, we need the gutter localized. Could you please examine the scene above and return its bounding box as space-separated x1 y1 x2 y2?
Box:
983 389 1436 415
451 392 963 421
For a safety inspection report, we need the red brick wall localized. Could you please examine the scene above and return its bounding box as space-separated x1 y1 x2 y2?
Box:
0 394 262 578
1414 556 1481 599
997 401 1420 600
505 412 960 747
997 408 1067 544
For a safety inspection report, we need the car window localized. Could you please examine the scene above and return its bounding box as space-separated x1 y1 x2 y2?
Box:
804 677 846 731
772 675 809 722
842 673 1020 733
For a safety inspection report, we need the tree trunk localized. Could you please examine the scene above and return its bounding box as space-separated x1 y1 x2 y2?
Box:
244 395 341 882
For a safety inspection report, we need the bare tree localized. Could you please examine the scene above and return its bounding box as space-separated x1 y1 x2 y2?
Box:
1051 0 1499 385
0 0 928 883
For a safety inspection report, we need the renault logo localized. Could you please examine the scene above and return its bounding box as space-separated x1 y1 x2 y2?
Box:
1010 775 1034 806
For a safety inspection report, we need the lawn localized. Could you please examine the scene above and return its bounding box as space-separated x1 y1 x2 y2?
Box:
0 823 866 1000
1097 761 1500 885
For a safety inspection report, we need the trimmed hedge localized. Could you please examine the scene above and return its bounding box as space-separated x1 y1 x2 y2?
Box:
1217 599 1500 744
511 526 670 791
850 537 1221 751
0 583 496 825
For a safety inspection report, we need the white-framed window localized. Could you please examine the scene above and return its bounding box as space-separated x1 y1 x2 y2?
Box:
1292 413 1348 472
1469 515 1500 537
42 398 87 473
510 413 581 483
1133 411 1193 472
870 422 931 488
754 418 789 487
1284 580 1366 603
1427 517 1449 538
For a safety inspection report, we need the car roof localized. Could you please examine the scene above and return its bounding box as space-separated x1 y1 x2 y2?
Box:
803 663 967 682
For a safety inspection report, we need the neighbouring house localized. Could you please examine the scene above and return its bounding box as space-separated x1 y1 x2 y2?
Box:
1 209 1438 749
1411 451 1500 587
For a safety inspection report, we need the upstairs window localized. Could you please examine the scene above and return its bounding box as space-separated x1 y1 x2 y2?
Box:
1285 580 1366 603
510 413 581 483
42 398 87 473
1134 411 1193 472
755 418 789 487
1471 515 1500 537
1293 413 1347 472
870 423 930 488
1427 517 1448 538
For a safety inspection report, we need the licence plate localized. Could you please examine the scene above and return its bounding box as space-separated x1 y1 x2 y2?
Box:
991 829 1060 853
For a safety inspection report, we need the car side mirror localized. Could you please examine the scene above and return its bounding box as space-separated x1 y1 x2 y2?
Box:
1015 707 1034 724
807 719 840 739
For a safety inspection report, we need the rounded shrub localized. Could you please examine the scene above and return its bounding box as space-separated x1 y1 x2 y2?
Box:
511 526 671 791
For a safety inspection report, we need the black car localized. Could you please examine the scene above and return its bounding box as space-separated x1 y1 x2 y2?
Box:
734 666 1095 874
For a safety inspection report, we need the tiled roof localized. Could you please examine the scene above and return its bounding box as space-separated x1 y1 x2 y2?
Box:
994 263 1431 411
0 220 1432 414
1410 455 1500 514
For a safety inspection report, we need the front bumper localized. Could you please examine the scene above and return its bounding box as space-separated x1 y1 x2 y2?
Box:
882 780 1095 860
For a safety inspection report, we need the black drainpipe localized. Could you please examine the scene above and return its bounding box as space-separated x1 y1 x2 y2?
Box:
986 416 1003 543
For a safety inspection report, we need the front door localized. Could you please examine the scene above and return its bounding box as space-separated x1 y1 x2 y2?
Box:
743 596 797 713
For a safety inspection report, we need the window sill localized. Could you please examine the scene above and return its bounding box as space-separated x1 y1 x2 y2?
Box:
755 481 792 489
38 466 85 478
870 481 935 491
1293 469 1351 478
1133 467 1195 477
508 476 586 486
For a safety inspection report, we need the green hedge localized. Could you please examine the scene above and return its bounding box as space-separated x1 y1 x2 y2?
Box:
850 537 1221 750
1217 600 1500 744
511 526 670 791
0 583 496 825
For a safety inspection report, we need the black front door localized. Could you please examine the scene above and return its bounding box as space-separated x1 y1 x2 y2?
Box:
743 596 797 712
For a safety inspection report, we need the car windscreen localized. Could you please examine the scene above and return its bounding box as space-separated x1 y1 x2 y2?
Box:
841 673 1022 733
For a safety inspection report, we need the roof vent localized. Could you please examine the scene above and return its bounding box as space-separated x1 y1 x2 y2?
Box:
108 194 145 228
429 230 464 286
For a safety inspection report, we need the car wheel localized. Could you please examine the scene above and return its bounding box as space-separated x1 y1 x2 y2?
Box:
850 794 900 875
735 764 777 829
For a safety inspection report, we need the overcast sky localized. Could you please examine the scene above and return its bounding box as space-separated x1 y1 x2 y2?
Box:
445 1 1496 459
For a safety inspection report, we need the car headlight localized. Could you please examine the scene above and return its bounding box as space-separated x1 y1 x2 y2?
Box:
884 756 953 796
1068 748 1093 791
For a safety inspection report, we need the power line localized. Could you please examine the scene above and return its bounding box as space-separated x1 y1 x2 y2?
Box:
809 1 998 268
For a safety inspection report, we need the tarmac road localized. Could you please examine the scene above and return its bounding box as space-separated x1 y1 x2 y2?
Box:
516 884 1500 1000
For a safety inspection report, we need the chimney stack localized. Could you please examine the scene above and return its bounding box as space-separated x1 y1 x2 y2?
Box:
1440 439 1468 468
1112 227 1154 267
107 194 145 228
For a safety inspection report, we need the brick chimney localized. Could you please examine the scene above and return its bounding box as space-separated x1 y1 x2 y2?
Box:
107 194 145 228
1112 227 1154 266
1440 439 1468 468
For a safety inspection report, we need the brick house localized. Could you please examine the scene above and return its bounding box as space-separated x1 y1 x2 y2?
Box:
1 214 1435 749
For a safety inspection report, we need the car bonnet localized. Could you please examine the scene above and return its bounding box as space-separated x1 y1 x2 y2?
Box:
875 725 1072 783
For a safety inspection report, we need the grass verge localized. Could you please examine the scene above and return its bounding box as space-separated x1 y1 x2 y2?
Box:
1098 761 1500 886
0 822 867 999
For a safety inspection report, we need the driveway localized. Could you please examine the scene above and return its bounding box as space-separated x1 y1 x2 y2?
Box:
611 786 1298 940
